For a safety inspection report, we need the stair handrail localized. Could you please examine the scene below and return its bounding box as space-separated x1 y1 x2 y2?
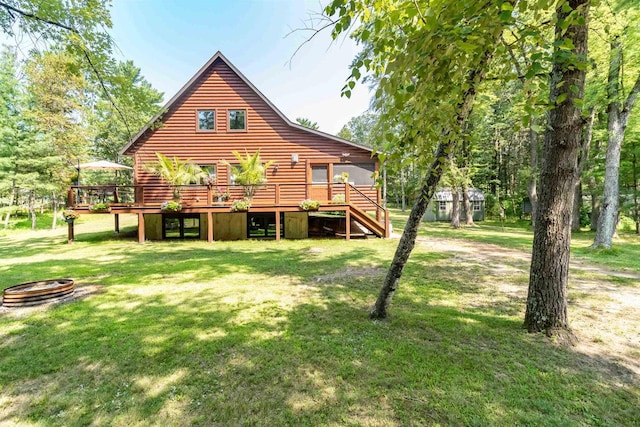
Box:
346 183 386 213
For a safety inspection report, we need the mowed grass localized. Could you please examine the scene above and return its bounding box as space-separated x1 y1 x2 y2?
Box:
0 213 638 426
397 212 640 274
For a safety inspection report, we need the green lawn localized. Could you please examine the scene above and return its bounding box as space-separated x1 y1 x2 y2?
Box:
402 213 640 274
0 213 638 426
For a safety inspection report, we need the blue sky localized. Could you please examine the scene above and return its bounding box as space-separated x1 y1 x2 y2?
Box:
109 0 372 134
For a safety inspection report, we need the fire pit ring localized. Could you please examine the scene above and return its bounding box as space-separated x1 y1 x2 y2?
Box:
2 279 75 307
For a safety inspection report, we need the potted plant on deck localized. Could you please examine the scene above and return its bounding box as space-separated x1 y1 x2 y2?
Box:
161 201 182 212
144 153 205 201
89 202 111 213
300 199 320 211
223 150 274 199
230 199 251 212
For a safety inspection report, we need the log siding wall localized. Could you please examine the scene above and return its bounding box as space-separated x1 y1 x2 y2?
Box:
127 58 379 208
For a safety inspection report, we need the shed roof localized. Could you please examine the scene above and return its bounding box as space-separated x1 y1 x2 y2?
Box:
120 51 373 156
433 188 485 202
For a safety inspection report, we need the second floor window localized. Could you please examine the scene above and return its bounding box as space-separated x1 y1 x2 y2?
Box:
197 110 215 131
229 110 246 130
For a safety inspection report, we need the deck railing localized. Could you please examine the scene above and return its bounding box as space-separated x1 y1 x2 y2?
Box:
67 183 382 212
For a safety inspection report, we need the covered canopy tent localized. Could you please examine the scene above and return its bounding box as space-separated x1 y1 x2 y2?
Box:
75 160 133 184
72 160 134 206
70 160 135 239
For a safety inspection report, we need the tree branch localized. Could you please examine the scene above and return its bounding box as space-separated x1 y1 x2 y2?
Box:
0 0 132 140
622 72 640 121
285 15 338 66
412 0 427 25
0 1 76 32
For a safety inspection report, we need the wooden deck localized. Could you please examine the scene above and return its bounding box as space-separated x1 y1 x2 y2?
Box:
66 183 389 243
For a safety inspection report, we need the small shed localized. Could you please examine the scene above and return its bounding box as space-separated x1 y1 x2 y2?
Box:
423 188 485 222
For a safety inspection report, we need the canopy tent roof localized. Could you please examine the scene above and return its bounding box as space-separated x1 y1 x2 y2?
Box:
77 160 133 171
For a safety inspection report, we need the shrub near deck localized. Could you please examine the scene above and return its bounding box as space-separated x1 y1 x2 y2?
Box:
0 214 638 426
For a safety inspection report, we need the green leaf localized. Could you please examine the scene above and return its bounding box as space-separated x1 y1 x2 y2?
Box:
556 93 567 105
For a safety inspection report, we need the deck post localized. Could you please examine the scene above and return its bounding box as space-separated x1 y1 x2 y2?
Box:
114 214 120 234
345 183 350 204
275 209 281 242
376 207 381 223
385 213 391 238
207 186 213 205
345 208 351 241
67 221 74 244
137 213 145 243
275 184 280 205
207 211 213 242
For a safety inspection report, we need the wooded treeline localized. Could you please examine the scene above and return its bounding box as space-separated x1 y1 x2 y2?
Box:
0 1 163 229
337 2 640 239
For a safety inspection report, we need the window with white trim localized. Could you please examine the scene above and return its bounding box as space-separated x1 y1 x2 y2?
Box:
472 200 482 212
438 201 447 212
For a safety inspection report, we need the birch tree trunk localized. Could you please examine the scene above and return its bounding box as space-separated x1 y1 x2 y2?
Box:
524 0 589 335
29 191 37 230
3 185 16 228
592 38 640 248
51 192 58 230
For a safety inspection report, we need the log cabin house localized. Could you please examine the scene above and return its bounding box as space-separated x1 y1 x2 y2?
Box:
67 51 389 242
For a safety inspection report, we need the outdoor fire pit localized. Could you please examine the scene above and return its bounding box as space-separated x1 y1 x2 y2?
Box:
2 279 75 307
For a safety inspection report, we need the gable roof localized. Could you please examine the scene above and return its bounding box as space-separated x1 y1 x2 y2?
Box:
120 51 373 156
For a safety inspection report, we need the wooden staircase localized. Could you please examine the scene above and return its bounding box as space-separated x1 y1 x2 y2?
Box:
348 204 388 238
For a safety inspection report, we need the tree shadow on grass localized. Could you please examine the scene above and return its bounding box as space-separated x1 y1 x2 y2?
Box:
1 229 639 425
1 277 638 426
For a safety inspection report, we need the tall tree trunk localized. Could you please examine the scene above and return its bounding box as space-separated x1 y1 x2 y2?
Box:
29 191 37 230
3 185 16 228
527 119 539 227
524 0 589 335
451 188 460 229
592 38 640 248
572 108 595 231
571 183 583 231
400 168 406 212
461 137 475 226
51 192 58 230
462 185 474 226
590 182 600 231
370 52 490 320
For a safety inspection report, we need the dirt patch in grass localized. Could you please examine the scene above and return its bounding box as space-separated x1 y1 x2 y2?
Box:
416 236 640 378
